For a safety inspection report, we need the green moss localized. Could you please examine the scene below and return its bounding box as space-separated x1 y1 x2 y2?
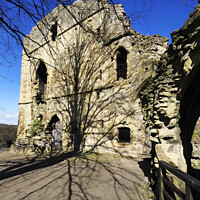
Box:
192 120 200 143
149 191 156 200
192 131 200 143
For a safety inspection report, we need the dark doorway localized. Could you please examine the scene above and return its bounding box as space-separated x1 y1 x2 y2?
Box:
118 127 130 143
47 115 62 151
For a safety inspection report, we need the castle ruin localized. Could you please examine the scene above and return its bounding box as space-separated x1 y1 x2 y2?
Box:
16 0 200 179
16 0 167 157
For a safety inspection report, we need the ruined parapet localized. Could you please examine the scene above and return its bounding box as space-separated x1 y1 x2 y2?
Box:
22 0 132 55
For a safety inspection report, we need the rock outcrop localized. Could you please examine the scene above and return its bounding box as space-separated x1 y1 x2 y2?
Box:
140 3 200 173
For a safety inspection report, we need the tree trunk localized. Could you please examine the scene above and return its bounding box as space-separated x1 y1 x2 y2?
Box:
73 130 82 152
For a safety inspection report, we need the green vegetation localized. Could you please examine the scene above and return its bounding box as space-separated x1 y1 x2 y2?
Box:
192 131 200 144
192 119 200 144
0 124 17 146
27 118 44 136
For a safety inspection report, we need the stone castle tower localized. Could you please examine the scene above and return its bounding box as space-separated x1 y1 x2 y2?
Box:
16 0 167 156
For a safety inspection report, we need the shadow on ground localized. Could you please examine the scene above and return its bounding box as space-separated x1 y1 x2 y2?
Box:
0 151 152 200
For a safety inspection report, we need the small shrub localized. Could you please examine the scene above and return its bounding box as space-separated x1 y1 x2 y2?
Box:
27 118 44 137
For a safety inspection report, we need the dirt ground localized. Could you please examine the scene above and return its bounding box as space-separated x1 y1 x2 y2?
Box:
0 150 152 200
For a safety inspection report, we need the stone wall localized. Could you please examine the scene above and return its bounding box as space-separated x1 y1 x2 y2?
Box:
17 0 167 157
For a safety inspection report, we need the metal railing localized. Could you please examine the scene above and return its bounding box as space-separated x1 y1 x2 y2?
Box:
159 161 200 200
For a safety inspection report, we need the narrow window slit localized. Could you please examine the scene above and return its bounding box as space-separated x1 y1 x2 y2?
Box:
51 22 57 41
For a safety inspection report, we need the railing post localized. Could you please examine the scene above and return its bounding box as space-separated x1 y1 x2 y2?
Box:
159 167 164 200
185 184 192 200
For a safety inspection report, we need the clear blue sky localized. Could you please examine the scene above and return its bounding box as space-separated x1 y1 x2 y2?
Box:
0 0 198 125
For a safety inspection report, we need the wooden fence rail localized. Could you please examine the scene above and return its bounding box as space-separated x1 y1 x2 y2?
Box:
159 161 200 200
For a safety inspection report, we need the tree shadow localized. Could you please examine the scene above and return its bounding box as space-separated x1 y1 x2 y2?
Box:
0 151 76 181
0 151 151 200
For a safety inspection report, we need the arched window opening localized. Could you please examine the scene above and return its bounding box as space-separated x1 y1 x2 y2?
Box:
51 21 57 41
36 61 47 103
47 115 62 151
116 47 127 80
118 127 130 143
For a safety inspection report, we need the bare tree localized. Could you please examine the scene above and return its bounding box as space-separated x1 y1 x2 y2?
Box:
0 0 197 66
22 0 140 155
